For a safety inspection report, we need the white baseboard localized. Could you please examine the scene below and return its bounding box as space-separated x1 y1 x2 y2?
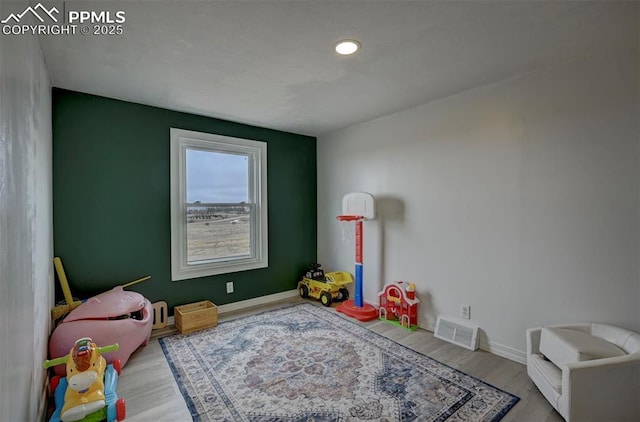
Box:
420 322 526 365
479 339 527 365
167 289 299 326
216 289 299 314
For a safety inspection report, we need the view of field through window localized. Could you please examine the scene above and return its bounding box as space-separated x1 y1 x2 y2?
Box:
186 149 251 263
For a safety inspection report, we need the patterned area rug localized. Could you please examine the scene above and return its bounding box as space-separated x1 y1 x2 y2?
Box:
160 303 519 421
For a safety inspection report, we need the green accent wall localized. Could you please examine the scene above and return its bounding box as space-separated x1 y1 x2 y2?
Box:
52 88 316 310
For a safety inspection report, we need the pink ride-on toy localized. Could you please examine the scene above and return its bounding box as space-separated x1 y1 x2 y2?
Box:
49 286 153 376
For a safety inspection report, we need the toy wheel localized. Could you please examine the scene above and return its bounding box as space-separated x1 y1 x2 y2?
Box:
299 284 309 298
116 398 126 421
339 288 349 301
50 375 61 394
113 359 122 376
320 292 332 307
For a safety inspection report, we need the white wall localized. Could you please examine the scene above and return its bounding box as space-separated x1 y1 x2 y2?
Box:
0 1 53 419
318 10 639 359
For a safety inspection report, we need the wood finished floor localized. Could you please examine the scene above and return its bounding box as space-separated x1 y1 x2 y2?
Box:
118 297 563 421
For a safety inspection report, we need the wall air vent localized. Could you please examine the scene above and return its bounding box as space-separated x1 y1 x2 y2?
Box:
434 316 479 351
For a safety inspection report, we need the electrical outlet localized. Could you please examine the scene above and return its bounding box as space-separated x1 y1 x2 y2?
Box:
460 304 471 320
226 281 234 294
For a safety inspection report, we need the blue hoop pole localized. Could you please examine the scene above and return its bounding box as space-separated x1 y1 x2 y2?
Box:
355 263 363 307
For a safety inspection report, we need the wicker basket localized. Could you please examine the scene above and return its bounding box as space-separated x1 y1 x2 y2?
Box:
174 300 217 334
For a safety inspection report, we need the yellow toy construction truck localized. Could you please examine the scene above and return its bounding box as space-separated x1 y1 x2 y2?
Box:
297 263 353 307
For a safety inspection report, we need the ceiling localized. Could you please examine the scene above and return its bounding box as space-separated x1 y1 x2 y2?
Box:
38 1 633 136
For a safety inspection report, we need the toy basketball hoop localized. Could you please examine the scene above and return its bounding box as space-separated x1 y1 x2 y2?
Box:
337 215 363 244
335 193 378 322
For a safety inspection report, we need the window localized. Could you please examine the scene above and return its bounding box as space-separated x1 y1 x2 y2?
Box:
170 128 267 280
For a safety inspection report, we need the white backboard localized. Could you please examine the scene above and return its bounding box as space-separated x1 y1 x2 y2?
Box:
341 192 375 220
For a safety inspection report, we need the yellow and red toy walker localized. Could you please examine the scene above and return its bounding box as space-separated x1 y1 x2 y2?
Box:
44 338 126 422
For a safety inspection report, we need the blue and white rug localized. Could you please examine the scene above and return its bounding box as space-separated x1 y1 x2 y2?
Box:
160 303 519 421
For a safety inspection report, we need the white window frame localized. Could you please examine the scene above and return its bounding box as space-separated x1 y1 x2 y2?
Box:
170 128 268 281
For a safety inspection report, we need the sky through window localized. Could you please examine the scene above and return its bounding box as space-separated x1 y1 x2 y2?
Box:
186 149 248 203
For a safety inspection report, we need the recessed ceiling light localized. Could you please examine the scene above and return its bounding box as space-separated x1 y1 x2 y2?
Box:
334 39 360 56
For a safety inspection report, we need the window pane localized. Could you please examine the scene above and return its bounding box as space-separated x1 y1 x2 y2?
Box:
186 149 248 203
186 149 250 264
